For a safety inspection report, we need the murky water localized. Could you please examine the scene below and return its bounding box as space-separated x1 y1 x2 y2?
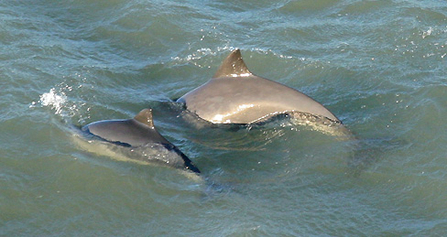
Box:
1 0 447 235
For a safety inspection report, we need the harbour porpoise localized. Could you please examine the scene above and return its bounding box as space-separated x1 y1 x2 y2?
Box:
80 109 200 173
177 49 343 130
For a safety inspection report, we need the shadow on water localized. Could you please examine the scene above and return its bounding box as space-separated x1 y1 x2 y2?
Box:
345 135 409 177
173 103 404 180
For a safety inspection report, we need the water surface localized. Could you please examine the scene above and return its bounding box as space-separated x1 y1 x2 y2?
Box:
1 0 447 235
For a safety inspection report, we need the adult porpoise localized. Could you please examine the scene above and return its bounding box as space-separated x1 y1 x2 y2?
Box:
81 109 200 173
177 49 341 126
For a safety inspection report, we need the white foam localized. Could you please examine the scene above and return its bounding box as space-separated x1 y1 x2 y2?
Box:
39 88 67 114
171 46 234 68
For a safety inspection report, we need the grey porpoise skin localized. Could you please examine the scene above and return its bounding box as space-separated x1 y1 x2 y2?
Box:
81 109 200 173
177 49 340 125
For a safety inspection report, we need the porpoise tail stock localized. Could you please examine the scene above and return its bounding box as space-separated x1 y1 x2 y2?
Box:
177 49 352 138
78 109 200 174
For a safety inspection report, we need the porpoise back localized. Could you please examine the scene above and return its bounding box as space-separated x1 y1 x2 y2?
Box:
82 109 200 173
177 49 340 125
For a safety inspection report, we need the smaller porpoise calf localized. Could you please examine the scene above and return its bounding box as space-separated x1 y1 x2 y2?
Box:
81 109 200 173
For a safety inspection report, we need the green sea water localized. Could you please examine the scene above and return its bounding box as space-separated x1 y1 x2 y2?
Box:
1 0 447 235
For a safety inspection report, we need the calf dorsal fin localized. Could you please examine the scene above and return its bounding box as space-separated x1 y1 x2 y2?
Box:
133 109 155 129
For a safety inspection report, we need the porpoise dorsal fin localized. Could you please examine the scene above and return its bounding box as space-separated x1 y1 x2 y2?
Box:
213 49 252 78
133 109 155 129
